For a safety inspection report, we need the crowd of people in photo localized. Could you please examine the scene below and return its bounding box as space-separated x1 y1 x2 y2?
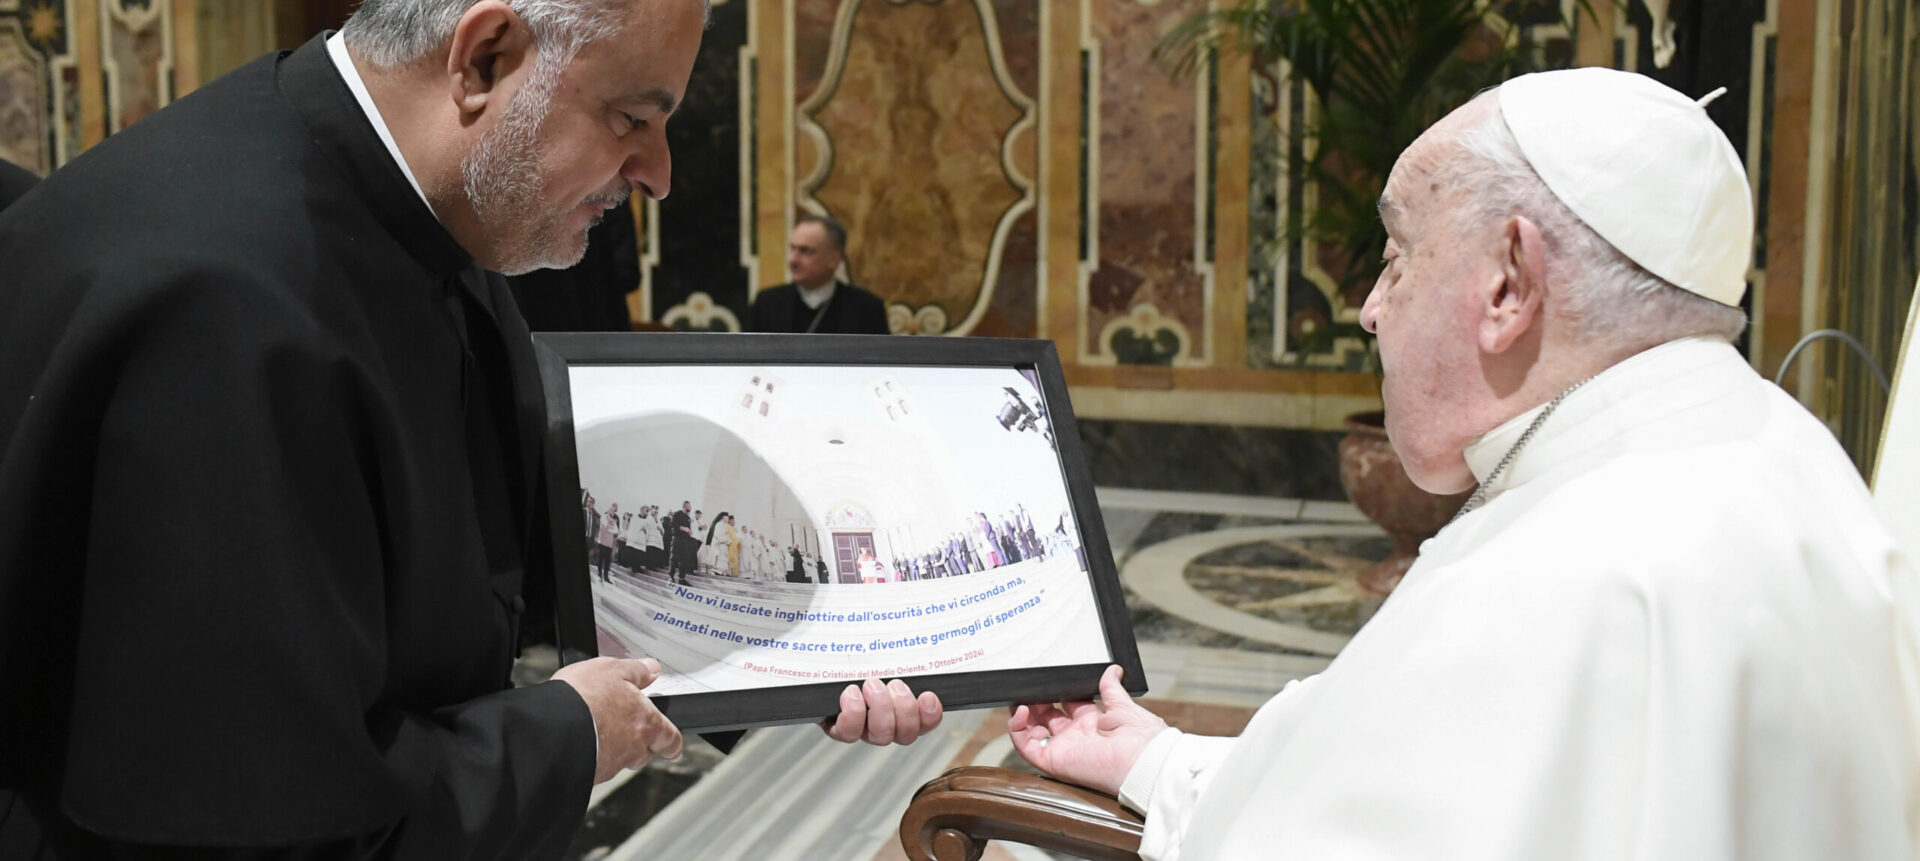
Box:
866 506 1078 584
582 490 1079 587
582 491 832 586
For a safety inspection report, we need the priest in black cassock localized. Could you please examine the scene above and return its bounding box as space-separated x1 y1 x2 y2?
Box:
0 1 938 857
744 215 892 334
664 501 696 584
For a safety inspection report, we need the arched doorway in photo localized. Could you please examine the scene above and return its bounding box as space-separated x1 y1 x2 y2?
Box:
831 531 877 583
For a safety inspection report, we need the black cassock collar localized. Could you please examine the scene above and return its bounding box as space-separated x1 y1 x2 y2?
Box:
274 34 549 643
274 33 473 281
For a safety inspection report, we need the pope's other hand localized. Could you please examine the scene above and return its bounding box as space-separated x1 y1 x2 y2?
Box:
1008 665 1166 796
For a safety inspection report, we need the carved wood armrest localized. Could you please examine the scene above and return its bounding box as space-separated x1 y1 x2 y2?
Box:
899 766 1145 861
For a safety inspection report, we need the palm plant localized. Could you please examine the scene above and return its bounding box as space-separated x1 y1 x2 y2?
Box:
1161 1 1596 583
1162 0 1587 300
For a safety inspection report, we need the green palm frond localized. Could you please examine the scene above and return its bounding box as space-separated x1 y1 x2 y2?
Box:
1162 0 1596 295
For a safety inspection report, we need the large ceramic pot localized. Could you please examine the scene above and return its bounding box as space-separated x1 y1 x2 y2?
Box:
1338 410 1471 596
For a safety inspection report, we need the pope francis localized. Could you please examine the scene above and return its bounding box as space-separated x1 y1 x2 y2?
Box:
1008 68 1920 860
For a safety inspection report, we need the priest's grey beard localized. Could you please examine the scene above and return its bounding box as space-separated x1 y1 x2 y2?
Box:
461 61 607 276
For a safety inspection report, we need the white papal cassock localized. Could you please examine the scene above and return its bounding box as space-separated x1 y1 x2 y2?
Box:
1118 337 1920 860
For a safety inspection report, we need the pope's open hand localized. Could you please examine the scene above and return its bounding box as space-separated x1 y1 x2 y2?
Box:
551 656 684 783
1008 665 1166 796
822 678 943 745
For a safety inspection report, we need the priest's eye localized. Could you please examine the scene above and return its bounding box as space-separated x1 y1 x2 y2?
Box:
618 113 646 134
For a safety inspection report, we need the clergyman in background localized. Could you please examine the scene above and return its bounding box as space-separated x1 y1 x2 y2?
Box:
746 214 890 335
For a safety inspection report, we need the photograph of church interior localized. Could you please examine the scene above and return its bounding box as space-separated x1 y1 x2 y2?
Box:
0 0 1916 858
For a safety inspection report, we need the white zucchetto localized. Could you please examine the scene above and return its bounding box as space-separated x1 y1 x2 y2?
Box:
1498 67 1754 307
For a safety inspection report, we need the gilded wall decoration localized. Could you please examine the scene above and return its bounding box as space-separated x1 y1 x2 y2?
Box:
0 0 73 173
796 0 1037 336
100 0 170 134
1080 0 1214 366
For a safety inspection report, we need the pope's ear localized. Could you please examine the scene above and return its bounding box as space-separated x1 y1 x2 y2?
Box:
1480 214 1547 354
445 0 535 117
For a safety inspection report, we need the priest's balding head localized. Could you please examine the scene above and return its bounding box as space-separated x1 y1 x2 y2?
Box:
339 0 709 275
1360 69 1752 495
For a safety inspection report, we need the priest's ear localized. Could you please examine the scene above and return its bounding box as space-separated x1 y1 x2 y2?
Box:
446 0 537 119
1480 214 1548 354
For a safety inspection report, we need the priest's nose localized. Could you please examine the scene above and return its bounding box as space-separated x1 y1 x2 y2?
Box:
627 140 672 202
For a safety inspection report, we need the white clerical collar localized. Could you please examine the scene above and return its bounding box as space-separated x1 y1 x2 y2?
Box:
1461 336 1751 498
326 32 434 215
798 280 838 309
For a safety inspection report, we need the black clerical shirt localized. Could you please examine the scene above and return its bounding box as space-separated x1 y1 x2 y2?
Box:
745 281 891 334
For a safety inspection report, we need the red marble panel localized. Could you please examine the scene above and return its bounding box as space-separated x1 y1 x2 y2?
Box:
974 208 1038 337
1086 0 1210 360
793 0 840 105
990 0 1038 101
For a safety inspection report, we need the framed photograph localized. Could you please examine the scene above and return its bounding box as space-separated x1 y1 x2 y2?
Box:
535 333 1145 733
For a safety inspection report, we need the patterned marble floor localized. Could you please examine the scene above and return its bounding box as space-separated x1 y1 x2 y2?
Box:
541 487 1388 860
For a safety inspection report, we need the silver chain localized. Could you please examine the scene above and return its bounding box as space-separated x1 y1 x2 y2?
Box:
1450 377 1594 523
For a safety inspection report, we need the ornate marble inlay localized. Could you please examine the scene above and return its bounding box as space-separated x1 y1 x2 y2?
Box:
798 0 1037 336
1122 523 1387 656
1180 534 1386 638
0 0 73 172
0 18 48 170
99 0 169 134
660 291 742 332
1250 64 1373 371
1080 0 1215 366
1100 301 1191 366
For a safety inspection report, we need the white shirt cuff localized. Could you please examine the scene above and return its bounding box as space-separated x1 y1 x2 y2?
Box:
1118 726 1182 814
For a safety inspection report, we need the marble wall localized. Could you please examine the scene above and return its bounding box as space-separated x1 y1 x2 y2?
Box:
0 0 188 175
1 0 77 173
1080 0 1210 366
637 0 1825 432
9 0 1888 442
101 0 172 134
793 0 1041 337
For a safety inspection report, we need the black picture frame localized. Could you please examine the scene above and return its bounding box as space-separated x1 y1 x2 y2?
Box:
536 333 1145 734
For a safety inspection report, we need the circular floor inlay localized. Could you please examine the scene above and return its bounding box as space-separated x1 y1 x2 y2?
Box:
1184 533 1390 639
1123 524 1388 656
